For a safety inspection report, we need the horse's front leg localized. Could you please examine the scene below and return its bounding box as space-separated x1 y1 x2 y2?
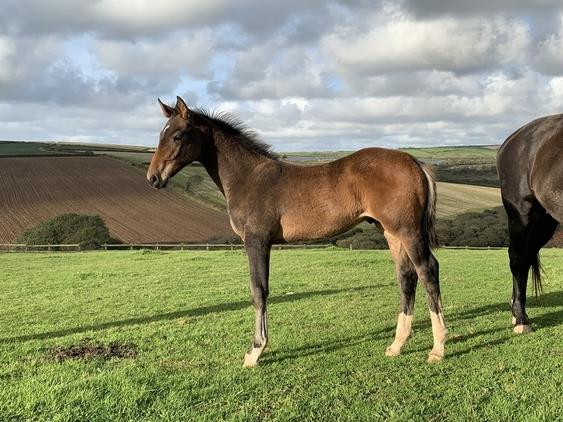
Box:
243 234 271 368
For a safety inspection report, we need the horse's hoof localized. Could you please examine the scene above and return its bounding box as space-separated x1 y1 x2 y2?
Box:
385 346 400 357
511 316 516 325
427 352 444 364
243 353 258 368
513 324 532 334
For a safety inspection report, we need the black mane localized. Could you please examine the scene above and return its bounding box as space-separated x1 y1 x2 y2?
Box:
193 108 278 160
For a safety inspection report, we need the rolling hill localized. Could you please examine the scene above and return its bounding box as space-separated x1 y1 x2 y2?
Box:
0 156 232 243
0 143 524 246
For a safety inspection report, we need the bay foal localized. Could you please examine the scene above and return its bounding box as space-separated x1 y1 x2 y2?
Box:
147 97 446 367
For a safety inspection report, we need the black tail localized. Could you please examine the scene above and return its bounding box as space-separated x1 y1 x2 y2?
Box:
419 162 438 249
530 252 543 297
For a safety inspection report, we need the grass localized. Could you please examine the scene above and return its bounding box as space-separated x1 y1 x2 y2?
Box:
0 141 65 156
0 249 562 421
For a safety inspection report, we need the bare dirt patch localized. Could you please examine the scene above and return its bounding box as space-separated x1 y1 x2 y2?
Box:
46 341 137 361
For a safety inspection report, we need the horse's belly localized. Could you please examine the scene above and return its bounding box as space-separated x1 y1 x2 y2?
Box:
279 210 360 242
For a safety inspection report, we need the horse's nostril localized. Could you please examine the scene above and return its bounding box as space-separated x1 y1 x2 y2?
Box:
149 174 159 187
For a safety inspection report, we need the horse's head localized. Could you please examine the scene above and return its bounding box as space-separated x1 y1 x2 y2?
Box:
147 96 203 189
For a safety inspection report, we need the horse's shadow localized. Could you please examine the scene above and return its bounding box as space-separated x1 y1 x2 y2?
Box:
403 290 563 359
266 290 563 364
0 284 392 344
2 287 560 363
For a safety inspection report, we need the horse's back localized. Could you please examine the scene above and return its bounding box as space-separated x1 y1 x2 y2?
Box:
498 114 563 201
497 114 563 224
270 147 428 242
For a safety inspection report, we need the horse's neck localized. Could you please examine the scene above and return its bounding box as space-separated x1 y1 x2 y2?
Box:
200 130 268 202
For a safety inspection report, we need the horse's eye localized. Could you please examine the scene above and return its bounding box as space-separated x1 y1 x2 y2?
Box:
173 134 182 143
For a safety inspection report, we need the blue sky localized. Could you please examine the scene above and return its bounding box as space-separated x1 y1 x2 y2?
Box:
1 0 563 151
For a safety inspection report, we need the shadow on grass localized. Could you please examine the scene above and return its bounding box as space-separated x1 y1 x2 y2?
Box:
302 290 563 363
448 290 563 325
413 291 563 359
262 325 395 365
0 284 393 344
270 290 563 363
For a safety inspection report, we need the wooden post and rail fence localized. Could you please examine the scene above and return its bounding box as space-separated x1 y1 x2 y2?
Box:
0 243 506 252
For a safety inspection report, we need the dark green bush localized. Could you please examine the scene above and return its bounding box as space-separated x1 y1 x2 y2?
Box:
18 214 118 249
335 227 388 250
437 207 509 247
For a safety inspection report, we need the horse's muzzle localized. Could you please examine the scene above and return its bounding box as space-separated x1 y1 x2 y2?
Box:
147 173 167 189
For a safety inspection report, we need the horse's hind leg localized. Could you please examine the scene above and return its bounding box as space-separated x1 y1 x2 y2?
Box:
507 200 558 333
401 235 446 363
384 231 418 357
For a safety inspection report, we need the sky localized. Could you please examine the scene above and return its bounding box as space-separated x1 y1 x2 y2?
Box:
1 0 563 151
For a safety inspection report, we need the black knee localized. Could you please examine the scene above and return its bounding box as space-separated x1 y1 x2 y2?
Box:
251 286 268 308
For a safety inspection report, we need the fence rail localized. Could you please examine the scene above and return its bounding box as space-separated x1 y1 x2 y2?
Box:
0 243 507 252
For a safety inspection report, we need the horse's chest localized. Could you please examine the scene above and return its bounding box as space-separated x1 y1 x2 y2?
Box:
229 215 244 239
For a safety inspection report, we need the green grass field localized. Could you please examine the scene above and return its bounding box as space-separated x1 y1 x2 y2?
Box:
0 141 64 156
436 182 501 218
401 146 498 160
1 249 562 421
282 146 498 161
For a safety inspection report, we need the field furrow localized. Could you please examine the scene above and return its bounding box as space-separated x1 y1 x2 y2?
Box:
0 156 232 243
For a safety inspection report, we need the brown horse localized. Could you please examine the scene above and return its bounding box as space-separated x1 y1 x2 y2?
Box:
147 96 446 367
497 115 562 334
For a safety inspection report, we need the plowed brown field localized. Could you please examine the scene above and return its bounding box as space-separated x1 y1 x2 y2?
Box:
0 156 232 243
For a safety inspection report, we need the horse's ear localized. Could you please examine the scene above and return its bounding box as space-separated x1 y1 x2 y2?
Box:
176 96 190 120
158 98 175 118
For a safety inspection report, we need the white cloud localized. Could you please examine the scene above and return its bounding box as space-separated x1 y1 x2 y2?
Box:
96 31 216 78
0 37 16 82
91 0 229 29
1 1 563 151
209 43 334 100
534 15 563 75
322 13 530 76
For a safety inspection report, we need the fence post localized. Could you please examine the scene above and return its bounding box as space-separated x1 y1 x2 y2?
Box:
349 243 353 251
206 243 209 251
48 244 51 252
156 243 159 251
230 244 233 251
104 243 107 251
181 242 184 251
